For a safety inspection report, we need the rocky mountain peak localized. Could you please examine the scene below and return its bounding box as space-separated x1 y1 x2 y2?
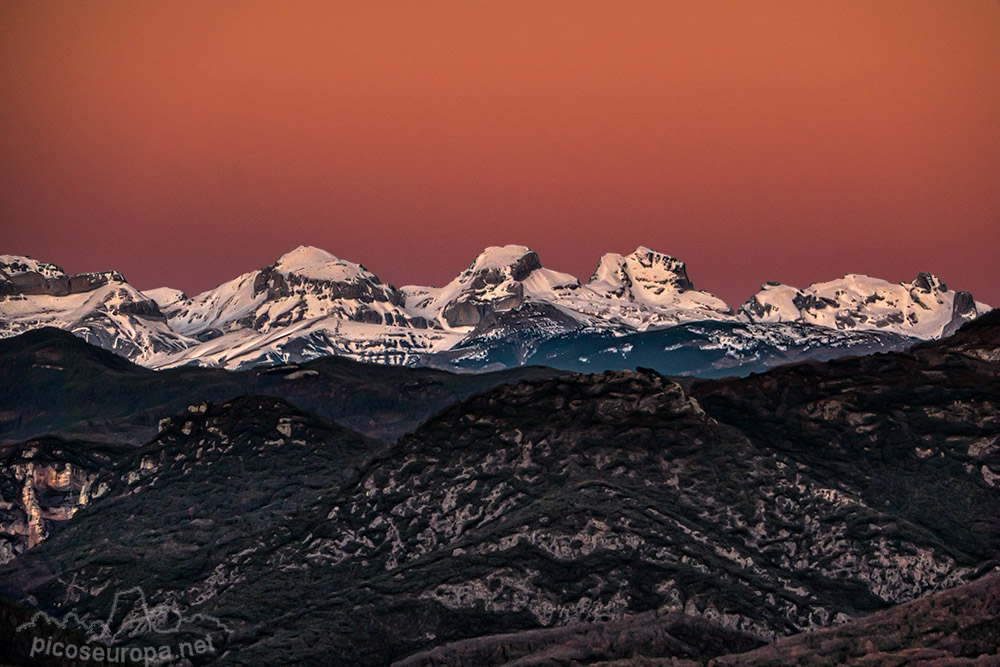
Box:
460 245 542 285
0 246 990 371
588 246 694 300
249 246 404 309
406 246 547 329
740 272 989 339
912 271 947 293
0 257 129 298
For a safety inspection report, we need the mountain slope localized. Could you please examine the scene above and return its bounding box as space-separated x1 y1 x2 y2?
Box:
2 314 998 665
0 256 194 364
0 327 563 447
0 327 564 565
519 319 915 378
711 569 1000 666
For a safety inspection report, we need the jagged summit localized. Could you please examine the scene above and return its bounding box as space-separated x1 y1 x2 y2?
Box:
403 245 547 329
589 247 695 297
0 255 187 363
740 271 987 339
912 271 946 292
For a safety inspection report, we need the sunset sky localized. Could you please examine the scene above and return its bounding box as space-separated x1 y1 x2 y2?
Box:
2 0 998 307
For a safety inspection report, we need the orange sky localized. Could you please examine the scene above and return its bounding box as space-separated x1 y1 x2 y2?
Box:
2 0 998 306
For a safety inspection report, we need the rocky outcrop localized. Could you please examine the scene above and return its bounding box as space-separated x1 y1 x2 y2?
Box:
436 247 540 327
588 246 696 296
0 270 128 298
441 283 527 327
0 437 119 564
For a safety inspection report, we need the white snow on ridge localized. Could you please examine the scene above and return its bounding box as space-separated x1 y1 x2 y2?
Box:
554 247 734 329
165 271 266 337
0 246 991 370
464 244 535 273
0 278 195 364
273 245 376 283
740 273 988 339
400 245 544 330
400 245 735 332
149 318 464 370
143 287 187 311
0 255 66 279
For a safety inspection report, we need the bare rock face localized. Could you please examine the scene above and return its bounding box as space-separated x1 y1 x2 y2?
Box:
8 271 127 298
442 283 527 327
252 263 407 308
0 438 120 564
439 248 541 327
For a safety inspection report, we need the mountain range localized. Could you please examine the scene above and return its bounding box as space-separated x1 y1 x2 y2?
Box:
1 246 989 376
1 310 998 665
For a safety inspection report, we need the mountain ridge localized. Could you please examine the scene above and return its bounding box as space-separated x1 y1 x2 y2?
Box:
0 246 989 374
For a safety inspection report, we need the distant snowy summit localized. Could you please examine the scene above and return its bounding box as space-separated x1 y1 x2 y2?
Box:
0 246 990 375
741 272 982 340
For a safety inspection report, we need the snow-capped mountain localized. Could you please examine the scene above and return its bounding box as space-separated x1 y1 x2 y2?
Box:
741 273 988 339
148 246 462 369
403 244 734 332
403 245 572 328
562 246 734 328
0 246 990 375
0 255 192 364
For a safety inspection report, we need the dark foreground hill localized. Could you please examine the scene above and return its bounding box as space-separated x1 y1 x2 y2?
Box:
0 313 998 665
0 327 564 445
0 328 563 568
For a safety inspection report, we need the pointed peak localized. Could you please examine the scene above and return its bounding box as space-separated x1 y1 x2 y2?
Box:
912 272 947 293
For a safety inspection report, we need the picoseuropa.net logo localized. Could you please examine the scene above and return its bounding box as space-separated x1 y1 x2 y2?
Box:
24 635 216 665
16 586 231 666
